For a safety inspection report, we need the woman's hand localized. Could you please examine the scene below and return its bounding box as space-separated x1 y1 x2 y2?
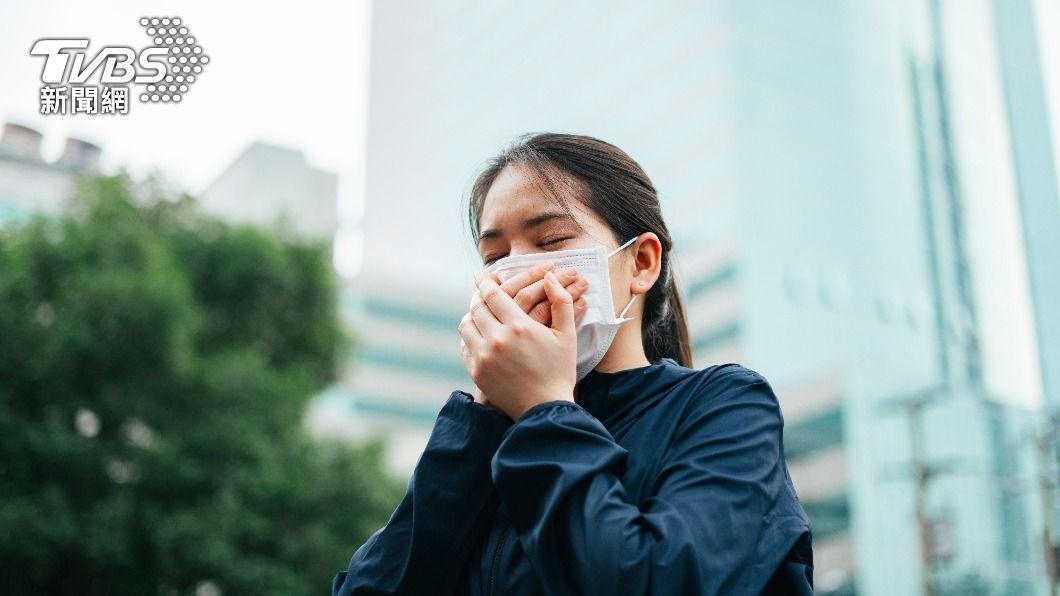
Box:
467 264 588 411
459 270 580 421
501 263 589 327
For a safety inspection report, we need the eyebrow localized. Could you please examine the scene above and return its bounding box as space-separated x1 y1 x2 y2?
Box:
477 210 572 243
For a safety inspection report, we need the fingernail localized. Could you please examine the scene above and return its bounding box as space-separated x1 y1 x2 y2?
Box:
575 278 589 289
563 269 578 279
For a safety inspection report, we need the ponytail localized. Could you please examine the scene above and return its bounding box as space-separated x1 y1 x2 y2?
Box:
642 256 693 367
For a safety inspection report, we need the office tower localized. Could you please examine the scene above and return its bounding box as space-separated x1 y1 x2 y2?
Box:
342 1 1058 593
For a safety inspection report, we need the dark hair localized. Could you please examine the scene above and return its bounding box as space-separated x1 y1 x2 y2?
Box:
466 132 693 368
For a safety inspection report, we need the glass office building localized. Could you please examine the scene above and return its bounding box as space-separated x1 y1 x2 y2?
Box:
331 1 1060 593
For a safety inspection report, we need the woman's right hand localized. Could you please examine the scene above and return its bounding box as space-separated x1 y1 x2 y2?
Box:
499 262 589 326
469 262 589 408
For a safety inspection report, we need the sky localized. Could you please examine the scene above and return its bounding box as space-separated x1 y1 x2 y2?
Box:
0 0 372 227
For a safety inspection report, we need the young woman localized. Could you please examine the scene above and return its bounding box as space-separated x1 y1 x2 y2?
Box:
332 133 813 595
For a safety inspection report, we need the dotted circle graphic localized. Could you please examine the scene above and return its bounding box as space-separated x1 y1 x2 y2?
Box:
138 16 208 104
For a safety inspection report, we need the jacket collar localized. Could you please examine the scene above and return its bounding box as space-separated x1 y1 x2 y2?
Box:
574 357 693 428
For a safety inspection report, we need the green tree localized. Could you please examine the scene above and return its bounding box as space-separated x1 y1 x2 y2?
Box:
0 173 404 595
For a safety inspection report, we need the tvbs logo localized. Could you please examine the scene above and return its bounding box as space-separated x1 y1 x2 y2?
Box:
30 17 209 115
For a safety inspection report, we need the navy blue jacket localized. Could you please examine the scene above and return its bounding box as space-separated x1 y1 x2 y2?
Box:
332 359 814 595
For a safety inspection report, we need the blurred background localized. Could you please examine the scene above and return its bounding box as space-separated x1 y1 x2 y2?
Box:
1 1 1059 595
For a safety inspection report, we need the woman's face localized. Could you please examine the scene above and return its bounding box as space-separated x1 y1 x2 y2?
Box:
477 165 633 310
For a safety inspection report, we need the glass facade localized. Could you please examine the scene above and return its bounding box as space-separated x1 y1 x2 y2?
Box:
347 1 1059 593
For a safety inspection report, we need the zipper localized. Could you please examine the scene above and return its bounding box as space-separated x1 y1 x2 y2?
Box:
487 525 511 596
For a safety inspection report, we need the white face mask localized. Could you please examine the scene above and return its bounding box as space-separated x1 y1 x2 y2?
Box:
484 236 638 381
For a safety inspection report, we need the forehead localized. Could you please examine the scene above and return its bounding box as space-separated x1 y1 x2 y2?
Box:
478 165 603 233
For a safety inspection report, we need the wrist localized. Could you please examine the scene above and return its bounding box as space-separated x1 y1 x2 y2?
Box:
473 390 502 413
512 397 577 424
515 391 575 421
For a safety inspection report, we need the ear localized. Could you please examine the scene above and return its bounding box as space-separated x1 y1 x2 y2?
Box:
628 233 663 296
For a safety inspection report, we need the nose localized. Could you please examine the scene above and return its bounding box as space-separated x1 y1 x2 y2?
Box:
506 240 542 258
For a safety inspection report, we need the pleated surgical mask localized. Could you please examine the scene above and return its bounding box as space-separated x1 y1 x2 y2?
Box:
484 236 638 381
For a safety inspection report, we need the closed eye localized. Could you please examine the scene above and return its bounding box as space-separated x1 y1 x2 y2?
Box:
482 237 573 266
538 237 571 249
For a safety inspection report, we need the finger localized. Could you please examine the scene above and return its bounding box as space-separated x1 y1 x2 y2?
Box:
469 290 503 335
458 312 484 351
478 275 529 324
527 297 551 325
516 269 582 312
514 276 548 312
499 262 555 297
543 270 575 333
524 274 588 325
472 274 505 298
530 288 589 324
517 280 547 316
475 269 504 285
542 292 585 322
565 272 589 302
573 296 588 322
469 287 481 311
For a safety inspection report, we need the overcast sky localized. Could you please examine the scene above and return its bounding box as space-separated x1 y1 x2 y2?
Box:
0 0 371 215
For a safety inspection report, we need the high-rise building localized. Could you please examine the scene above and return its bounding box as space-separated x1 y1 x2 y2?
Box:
334 1 1059 593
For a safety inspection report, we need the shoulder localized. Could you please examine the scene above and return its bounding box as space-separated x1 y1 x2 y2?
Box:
668 361 782 427
695 362 773 389
668 360 778 404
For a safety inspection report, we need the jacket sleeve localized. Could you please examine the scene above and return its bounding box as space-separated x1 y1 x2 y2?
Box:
489 369 805 595
332 390 513 596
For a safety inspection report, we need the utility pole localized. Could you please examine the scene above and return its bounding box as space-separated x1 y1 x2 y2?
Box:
908 397 936 596
1037 415 1059 596
878 386 961 596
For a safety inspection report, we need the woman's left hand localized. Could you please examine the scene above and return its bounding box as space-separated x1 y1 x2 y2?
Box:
458 270 577 421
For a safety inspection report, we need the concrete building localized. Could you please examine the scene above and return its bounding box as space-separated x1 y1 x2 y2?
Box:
0 127 340 248
0 122 101 221
199 141 339 244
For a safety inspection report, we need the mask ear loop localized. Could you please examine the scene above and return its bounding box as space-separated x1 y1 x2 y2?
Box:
616 294 638 323
609 236 640 323
607 236 638 258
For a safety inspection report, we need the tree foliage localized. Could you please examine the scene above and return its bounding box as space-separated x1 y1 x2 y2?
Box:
0 173 402 595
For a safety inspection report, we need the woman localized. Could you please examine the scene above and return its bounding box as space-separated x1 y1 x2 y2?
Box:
332 133 813 595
